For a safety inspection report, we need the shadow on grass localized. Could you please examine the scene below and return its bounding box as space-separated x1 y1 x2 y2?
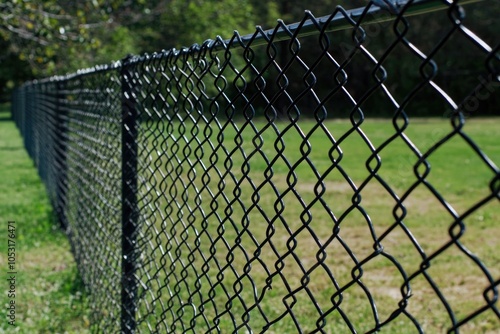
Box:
0 144 22 151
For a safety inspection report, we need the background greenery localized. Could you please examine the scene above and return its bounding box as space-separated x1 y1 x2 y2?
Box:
0 104 90 333
1 1 498 116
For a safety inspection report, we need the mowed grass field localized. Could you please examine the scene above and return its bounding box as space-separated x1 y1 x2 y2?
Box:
1 99 497 333
0 104 90 333
134 115 499 333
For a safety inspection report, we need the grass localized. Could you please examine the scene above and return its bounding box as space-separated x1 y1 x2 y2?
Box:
3 98 497 333
133 115 499 333
0 104 90 333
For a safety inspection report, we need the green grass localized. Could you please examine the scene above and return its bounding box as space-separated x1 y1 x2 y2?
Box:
0 104 90 333
133 115 499 333
3 100 497 333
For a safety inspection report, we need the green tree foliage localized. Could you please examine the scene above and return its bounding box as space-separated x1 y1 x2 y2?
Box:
0 1 100 97
1 0 497 115
0 0 150 98
128 0 257 53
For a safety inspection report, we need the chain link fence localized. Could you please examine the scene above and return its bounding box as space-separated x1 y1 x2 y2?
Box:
12 0 499 332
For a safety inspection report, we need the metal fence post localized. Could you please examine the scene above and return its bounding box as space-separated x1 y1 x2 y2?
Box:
55 80 68 230
121 56 139 334
24 84 35 160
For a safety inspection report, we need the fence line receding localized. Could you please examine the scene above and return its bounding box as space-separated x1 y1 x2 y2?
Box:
11 0 499 333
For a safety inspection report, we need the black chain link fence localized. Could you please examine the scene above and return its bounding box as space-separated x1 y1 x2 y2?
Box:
11 0 499 332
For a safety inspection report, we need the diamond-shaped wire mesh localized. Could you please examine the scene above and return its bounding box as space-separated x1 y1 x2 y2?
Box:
11 0 499 333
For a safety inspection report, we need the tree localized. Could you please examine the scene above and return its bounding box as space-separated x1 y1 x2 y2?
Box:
0 0 159 98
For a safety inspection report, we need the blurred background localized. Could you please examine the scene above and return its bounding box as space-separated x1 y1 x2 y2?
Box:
0 0 497 109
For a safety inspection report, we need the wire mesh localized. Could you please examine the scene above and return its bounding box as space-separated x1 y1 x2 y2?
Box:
11 0 499 333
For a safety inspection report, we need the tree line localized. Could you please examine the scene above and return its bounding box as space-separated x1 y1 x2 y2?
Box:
1 0 497 116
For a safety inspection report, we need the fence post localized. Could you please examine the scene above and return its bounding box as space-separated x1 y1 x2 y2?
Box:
55 80 68 230
24 84 34 160
121 55 139 333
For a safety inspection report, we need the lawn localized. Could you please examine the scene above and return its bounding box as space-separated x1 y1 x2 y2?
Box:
3 96 498 333
0 104 90 333
132 114 499 333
